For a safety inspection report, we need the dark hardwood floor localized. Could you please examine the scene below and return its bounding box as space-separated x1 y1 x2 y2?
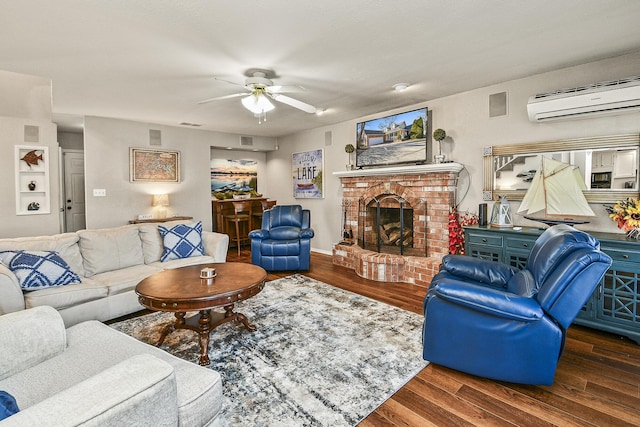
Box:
228 249 640 427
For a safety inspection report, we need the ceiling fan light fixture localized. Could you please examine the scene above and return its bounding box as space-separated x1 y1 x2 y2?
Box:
241 92 275 114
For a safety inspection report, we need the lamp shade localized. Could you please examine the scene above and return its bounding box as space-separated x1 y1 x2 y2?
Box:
241 93 275 114
152 194 170 207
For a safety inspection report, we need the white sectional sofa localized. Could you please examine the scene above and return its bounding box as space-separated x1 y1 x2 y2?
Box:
0 220 229 327
0 305 225 426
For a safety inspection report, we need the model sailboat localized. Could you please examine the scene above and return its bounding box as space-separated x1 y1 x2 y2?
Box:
517 156 595 226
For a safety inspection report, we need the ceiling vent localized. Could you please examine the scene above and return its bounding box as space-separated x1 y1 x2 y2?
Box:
240 136 254 146
527 76 640 122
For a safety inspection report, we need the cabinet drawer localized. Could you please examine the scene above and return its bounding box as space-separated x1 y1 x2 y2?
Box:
467 233 503 247
602 247 640 264
506 236 535 251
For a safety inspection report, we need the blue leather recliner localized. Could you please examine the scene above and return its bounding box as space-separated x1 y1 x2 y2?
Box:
422 224 612 385
248 205 314 271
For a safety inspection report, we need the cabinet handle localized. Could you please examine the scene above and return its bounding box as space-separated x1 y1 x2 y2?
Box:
622 254 629 259
522 243 528 247
482 238 487 243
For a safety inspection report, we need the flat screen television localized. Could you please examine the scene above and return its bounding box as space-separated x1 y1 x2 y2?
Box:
356 107 430 168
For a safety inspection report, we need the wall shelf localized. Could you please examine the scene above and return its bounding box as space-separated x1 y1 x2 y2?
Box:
15 145 50 215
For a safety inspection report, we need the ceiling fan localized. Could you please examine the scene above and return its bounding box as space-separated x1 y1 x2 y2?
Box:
198 68 317 123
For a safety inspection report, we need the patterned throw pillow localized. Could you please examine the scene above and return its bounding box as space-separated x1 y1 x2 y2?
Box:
0 390 19 420
0 250 81 290
158 221 205 262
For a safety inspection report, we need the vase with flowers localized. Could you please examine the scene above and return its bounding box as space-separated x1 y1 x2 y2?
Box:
605 197 640 239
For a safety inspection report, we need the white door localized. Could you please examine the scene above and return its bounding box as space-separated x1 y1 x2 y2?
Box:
63 150 86 232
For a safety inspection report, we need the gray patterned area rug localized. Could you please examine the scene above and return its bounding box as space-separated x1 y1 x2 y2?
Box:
111 274 428 426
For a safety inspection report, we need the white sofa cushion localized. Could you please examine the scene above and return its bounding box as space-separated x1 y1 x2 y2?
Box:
0 306 66 381
23 278 107 311
1 354 179 427
149 255 215 270
89 264 163 296
78 225 144 277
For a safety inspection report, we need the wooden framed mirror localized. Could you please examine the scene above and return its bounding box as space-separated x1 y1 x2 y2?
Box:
482 134 639 204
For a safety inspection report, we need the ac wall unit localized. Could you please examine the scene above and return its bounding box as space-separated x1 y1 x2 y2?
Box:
527 76 640 122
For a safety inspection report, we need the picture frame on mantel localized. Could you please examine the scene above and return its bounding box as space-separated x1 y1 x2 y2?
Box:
292 149 324 198
130 148 180 183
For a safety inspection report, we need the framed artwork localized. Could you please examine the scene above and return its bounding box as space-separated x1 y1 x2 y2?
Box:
292 149 324 198
211 159 258 199
130 148 180 182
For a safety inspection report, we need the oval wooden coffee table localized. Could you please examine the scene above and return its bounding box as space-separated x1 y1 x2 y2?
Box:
136 262 267 365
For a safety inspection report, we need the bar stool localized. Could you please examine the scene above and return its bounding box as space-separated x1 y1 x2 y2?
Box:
251 200 276 231
225 201 252 256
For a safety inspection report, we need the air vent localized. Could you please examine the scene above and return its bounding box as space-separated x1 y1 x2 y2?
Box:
178 122 202 127
240 136 254 146
533 76 640 100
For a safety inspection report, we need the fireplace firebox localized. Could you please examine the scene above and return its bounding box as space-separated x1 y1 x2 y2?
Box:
361 195 424 257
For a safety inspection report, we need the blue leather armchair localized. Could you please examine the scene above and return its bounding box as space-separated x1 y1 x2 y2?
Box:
422 224 612 385
248 205 314 271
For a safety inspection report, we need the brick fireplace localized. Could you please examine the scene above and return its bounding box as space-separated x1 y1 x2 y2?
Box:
332 163 463 288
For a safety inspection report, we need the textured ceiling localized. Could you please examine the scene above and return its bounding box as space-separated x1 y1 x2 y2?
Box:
2 0 640 137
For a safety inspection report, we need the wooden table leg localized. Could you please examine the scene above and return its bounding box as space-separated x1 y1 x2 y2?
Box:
224 305 257 331
156 312 185 346
197 310 212 366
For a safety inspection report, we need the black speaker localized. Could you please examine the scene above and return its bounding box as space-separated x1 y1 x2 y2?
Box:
479 203 488 226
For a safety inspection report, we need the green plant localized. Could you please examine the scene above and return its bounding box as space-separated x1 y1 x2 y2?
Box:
433 128 446 142
344 144 355 153
433 128 447 157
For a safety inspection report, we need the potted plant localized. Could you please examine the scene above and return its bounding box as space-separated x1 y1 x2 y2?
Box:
345 144 355 170
433 128 446 163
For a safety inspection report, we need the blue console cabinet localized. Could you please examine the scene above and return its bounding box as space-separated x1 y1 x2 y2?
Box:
464 225 640 344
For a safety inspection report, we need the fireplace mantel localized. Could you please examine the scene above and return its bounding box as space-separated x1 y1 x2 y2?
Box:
333 162 464 178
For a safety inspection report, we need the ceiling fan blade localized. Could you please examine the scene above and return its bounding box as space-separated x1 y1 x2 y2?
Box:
267 85 306 94
213 76 245 87
197 92 248 104
270 94 317 113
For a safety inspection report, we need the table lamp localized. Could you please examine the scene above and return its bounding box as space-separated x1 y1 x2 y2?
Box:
152 194 170 219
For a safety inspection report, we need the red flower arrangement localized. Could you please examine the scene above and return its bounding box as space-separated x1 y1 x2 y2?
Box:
449 208 479 255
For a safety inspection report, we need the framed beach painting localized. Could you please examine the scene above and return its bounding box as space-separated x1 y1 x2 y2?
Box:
130 148 180 183
292 149 324 199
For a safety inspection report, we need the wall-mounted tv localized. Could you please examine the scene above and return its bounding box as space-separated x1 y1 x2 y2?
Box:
356 107 431 168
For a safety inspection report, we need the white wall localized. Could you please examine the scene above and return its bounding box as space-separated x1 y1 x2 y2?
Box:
0 71 60 238
266 52 640 253
58 131 84 150
0 70 52 120
83 117 277 230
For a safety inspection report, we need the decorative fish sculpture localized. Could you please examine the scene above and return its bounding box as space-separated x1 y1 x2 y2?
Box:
21 150 43 168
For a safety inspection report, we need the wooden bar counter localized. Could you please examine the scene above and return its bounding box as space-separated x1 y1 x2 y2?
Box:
211 198 274 233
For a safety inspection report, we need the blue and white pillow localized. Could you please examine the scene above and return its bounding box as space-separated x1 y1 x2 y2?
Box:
0 250 81 290
158 221 205 262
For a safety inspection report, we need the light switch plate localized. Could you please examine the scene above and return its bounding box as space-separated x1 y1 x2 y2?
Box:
93 189 106 197
137 214 153 220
